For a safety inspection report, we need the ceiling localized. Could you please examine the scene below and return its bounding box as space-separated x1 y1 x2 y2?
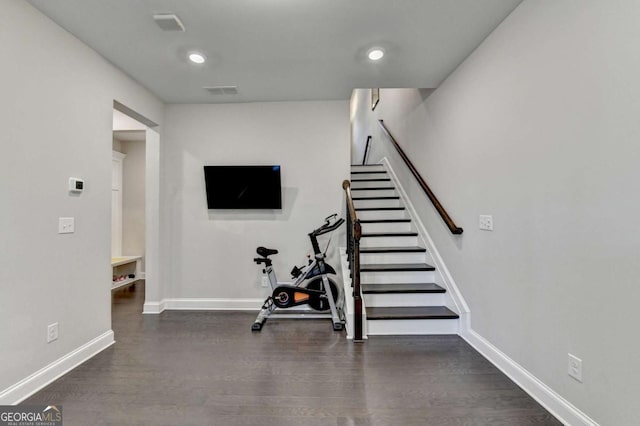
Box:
113 110 147 131
28 0 522 104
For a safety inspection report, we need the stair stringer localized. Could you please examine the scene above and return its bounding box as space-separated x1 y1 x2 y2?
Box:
379 157 470 326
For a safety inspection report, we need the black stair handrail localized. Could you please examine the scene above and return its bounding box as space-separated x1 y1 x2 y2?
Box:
342 180 364 342
362 135 372 165
377 120 463 235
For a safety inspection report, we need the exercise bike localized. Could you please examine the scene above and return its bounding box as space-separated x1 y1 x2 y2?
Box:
252 214 345 331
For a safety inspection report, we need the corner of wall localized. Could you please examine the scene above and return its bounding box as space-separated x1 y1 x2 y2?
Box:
459 326 599 426
0 331 115 405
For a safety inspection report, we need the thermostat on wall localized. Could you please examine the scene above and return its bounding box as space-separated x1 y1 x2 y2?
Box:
69 178 84 193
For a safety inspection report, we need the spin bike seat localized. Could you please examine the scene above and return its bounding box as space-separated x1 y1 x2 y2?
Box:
256 247 278 257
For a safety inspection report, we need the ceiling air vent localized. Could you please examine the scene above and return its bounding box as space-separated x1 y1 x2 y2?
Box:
153 14 185 32
204 86 239 95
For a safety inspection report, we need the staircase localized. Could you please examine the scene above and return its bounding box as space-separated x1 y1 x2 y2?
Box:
350 163 459 336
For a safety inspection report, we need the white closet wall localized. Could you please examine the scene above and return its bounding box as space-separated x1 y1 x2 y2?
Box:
111 151 126 257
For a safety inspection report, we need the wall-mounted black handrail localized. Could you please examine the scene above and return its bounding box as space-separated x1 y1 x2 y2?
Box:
362 135 372 165
378 120 463 235
342 180 364 342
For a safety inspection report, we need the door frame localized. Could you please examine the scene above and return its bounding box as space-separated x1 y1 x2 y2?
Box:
112 101 162 314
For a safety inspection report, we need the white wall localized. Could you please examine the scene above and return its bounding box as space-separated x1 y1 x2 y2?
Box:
121 140 146 270
0 1 162 402
350 91 369 163
161 101 349 303
351 1 640 424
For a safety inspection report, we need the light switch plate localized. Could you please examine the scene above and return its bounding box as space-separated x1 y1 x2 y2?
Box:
58 217 75 234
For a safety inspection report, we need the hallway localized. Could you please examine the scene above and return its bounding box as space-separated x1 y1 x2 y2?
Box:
24 283 559 425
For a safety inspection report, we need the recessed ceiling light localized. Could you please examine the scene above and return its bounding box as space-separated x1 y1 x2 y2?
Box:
188 52 206 64
368 48 385 61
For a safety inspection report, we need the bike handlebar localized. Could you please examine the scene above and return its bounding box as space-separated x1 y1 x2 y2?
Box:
311 216 345 236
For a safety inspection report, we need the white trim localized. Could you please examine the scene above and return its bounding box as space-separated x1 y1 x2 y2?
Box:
380 157 470 314
144 127 162 310
142 299 166 314
0 331 114 405
345 334 369 341
111 150 127 161
164 298 262 310
368 318 458 335
460 327 599 426
113 105 161 314
145 298 263 312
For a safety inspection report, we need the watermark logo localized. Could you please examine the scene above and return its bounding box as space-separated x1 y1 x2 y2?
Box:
0 406 62 426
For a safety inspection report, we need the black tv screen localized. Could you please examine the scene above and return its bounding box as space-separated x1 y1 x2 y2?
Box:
204 165 282 209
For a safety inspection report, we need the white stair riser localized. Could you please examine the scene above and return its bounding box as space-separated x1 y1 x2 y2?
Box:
356 210 407 220
351 189 398 198
353 198 401 208
360 251 427 264
363 293 445 307
366 318 459 335
360 222 413 233
360 236 418 247
360 270 435 284
350 180 394 189
351 164 385 172
351 172 389 180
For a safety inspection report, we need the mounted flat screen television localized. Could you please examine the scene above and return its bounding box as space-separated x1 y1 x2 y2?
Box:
204 165 282 209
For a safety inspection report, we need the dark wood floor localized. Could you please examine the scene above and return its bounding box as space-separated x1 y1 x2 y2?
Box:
24 282 560 425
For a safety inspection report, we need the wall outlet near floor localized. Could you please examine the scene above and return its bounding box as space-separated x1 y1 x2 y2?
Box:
47 323 59 343
568 353 582 382
261 276 269 287
479 215 493 231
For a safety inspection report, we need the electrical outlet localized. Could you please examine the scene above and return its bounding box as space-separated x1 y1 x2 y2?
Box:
47 323 59 343
261 276 269 287
568 353 582 382
479 215 493 231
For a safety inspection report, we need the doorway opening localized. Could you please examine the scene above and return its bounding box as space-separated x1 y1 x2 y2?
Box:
110 103 160 316
111 113 146 295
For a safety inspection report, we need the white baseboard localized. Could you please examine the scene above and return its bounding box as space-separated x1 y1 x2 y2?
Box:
143 299 166 314
155 298 263 311
370 160 595 425
460 327 599 426
0 330 115 405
